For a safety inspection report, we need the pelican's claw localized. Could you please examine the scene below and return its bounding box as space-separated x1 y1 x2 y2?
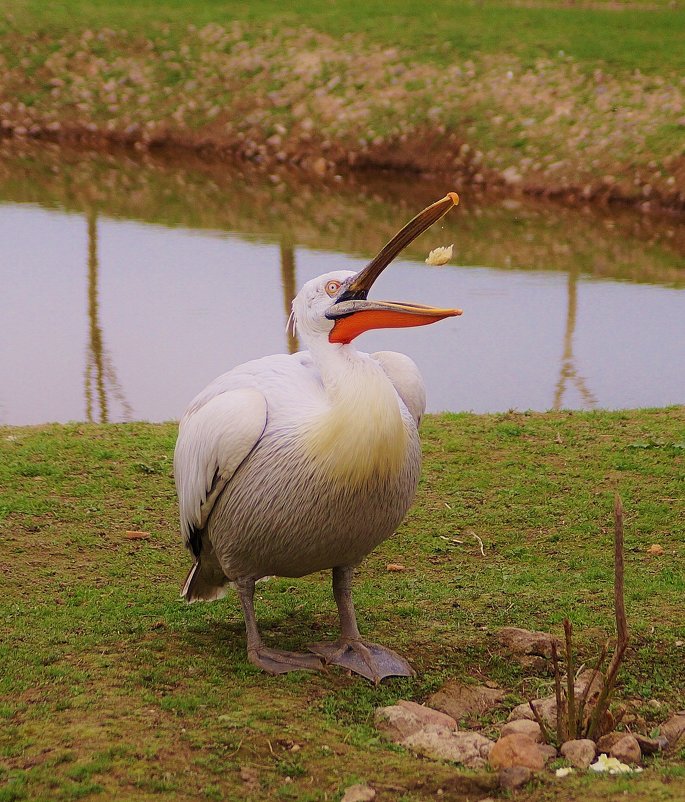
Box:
308 638 414 684
247 646 324 675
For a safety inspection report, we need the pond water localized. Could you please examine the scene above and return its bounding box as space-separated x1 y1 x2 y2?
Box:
1 145 683 425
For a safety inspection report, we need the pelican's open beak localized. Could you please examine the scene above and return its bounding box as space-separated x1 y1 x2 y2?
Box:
326 192 462 345
327 299 462 344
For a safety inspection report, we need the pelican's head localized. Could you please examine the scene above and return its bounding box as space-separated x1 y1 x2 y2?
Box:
292 193 463 346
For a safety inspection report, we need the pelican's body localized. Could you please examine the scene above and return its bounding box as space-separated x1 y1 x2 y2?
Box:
174 194 461 681
179 347 422 584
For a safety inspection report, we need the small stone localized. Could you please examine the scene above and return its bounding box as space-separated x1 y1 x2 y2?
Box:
596 732 627 753
498 766 531 790
341 784 376 802
428 682 505 722
501 166 522 185
311 156 327 176
402 728 495 769
539 743 558 763
634 734 667 755
609 734 641 765
501 719 543 743
489 734 546 771
497 627 561 658
507 696 556 728
374 700 456 742
561 739 596 769
661 713 685 751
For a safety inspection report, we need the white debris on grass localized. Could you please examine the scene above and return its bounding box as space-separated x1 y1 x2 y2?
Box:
589 754 643 774
425 244 453 266
555 767 575 778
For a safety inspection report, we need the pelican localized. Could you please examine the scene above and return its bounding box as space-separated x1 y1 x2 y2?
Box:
174 192 461 682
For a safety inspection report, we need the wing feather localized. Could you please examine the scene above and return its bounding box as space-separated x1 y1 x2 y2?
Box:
371 350 426 426
173 387 267 548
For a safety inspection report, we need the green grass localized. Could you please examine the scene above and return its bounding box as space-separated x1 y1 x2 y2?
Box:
1 410 684 800
1 1 684 203
4 0 684 74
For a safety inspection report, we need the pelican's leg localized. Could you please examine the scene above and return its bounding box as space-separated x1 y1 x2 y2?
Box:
235 578 323 675
308 566 414 684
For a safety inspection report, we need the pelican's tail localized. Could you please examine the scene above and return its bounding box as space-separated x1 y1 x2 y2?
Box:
181 559 229 603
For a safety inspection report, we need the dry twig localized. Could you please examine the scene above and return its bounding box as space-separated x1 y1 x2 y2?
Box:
472 533 485 556
564 618 577 737
587 494 629 738
576 640 608 737
551 640 565 743
528 699 553 745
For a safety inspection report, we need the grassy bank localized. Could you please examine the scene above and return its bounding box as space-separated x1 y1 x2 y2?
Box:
1 409 684 801
1 1 684 208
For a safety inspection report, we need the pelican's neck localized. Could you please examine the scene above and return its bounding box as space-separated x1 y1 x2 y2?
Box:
302 337 408 483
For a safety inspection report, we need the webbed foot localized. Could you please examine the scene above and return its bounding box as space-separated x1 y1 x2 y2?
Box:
308 638 414 684
247 646 324 675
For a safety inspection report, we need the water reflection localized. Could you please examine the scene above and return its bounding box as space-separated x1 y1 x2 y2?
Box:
84 211 132 423
0 142 683 424
553 267 598 411
279 241 300 355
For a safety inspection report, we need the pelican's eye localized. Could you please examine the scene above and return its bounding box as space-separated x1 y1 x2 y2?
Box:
324 280 342 298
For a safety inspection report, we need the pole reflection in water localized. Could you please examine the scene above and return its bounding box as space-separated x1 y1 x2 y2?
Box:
84 210 133 423
553 266 598 410
280 240 300 355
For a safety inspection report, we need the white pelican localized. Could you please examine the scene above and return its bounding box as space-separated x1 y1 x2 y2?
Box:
174 192 461 682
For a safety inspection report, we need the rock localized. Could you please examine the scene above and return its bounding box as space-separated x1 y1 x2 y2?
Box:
574 669 605 699
539 743 558 763
374 700 495 768
311 156 328 176
501 166 522 186
489 734 546 771
609 734 641 765
341 784 376 802
634 734 668 755
403 728 495 769
374 700 456 742
507 696 556 728
428 682 506 722
560 738 596 769
497 627 560 658
498 766 531 791
500 719 543 742
596 731 628 754
660 713 685 751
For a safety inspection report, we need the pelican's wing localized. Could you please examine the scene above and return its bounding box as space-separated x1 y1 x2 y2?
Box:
174 387 268 551
372 350 426 427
